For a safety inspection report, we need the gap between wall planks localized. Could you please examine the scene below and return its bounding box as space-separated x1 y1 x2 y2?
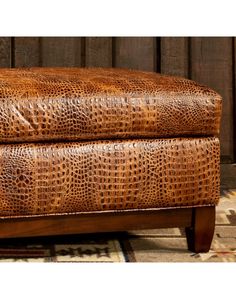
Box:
0 37 235 163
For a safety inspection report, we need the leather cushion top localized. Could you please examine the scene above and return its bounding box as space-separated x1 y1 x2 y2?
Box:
0 67 222 143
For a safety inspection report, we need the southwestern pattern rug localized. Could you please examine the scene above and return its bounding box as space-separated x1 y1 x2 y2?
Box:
0 189 235 262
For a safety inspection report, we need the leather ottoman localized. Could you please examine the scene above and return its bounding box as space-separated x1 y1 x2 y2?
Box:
0 68 222 253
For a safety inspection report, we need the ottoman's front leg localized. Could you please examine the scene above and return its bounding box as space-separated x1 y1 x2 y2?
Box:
185 206 215 253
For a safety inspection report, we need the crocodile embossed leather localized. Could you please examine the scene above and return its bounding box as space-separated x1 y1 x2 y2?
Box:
0 67 222 220
0 68 221 143
0 137 220 217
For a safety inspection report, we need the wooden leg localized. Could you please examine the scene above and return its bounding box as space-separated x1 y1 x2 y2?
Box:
185 206 215 253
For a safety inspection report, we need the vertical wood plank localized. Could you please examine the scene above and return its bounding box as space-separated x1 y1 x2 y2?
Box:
85 37 112 67
14 37 40 67
41 37 82 67
190 37 234 163
160 37 189 77
234 38 236 163
0 37 11 67
114 37 157 71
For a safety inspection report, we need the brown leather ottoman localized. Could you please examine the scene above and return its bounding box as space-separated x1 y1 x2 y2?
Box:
0 68 222 253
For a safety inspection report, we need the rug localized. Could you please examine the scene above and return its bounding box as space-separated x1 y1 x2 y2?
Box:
0 189 235 262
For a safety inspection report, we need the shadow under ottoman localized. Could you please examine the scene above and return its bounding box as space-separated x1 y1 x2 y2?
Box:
0 68 222 253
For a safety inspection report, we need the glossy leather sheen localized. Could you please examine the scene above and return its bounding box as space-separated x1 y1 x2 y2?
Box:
0 68 222 143
0 68 222 217
0 137 220 217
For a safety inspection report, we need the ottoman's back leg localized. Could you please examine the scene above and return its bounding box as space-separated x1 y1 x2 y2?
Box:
185 206 215 253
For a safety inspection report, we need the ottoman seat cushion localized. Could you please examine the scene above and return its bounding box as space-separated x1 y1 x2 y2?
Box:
0 68 221 143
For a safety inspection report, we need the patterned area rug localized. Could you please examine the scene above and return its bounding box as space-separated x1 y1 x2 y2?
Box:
0 189 235 262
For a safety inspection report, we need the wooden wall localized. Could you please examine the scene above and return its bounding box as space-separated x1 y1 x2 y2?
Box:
0 37 235 164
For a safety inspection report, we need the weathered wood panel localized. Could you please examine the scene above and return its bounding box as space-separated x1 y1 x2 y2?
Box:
160 37 189 77
0 37 11 67
14 37 40 67
114 37 157 71
41 37 82 67
85 37 112 67
234 38 236 162
190 37 234 163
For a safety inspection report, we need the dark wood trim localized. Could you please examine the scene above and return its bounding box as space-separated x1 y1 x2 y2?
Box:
186 206 215 253
0 206 216 253
0 208 193 239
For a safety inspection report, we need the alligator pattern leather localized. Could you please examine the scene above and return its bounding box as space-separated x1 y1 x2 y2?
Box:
0 68 222 143
0 137 220 217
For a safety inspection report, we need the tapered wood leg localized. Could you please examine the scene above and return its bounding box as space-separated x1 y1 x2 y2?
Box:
185 206 215 253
